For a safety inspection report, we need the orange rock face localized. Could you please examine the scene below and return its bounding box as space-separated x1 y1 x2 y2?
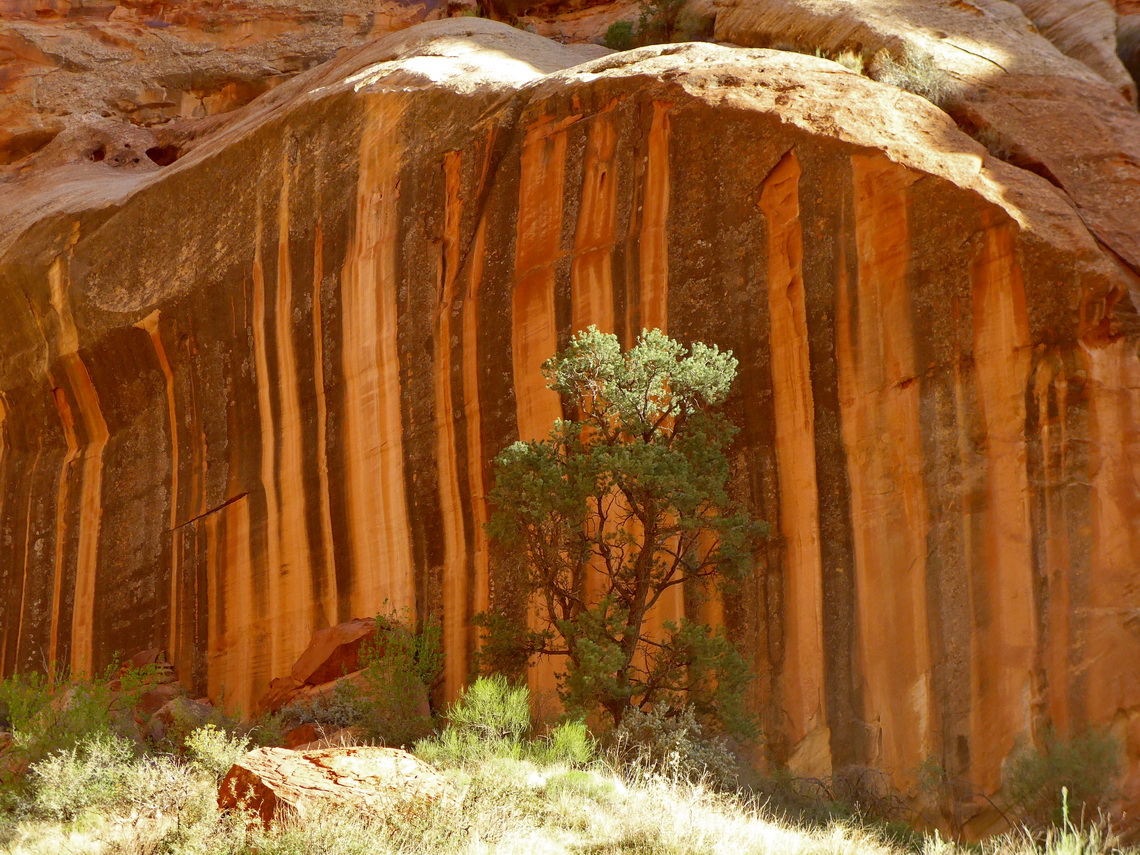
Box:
0 0 452 166
1 6 1140 833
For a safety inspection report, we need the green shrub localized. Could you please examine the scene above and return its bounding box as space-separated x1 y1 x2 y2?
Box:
27 732 193 823
608 703 738 788
604 20 635 51
27 733 133 821
0 662 163 786
277 678 370 733
635 0 686 44
447 674 529 742
529 720 596 767
357 610 443 748
274 610 443 749
1004 729 1122 830
603 1 712 51
415 675 531 766
155 695 255 759
184 723 250 780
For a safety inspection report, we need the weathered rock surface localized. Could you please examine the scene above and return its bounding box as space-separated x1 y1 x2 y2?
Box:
1012 0 1138 101
1 7 1140 834
218 746 457 823
147 696 215 743
1122 14 1140 85
0 0 454 166
290 617 376 686
711 0 1140 274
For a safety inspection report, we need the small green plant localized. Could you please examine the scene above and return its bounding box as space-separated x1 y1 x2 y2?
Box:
27 733 134 821
278 677 371 733
447 674 530 742
1004 729 1122 831
184 723 250 780
821 48 865 75
415 675 530 766
603 1 713 51
530 720 596 767
276 610 443 749
769 43 869 76
26 732 193 823
604 19 635 51
635 0 686 44
155 695 253 757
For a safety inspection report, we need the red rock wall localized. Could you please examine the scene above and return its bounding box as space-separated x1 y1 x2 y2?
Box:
1 17 1139 828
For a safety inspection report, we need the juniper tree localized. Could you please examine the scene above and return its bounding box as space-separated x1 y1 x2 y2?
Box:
481 327 763 733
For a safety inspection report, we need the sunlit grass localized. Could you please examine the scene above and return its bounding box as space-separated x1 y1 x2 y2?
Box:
3 748 1135 854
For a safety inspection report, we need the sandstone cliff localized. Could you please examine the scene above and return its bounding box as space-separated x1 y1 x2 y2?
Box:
2 3 1140 834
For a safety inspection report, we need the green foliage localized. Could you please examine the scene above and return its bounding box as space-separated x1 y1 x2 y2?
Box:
184 723 251 780
358 609 443 747
415 675 529 766
603 0 713 51
27 732 192 823
3 716 1137 855
483 327 762 733
0 661 163 786
276 609 443 749
532 720 596 767
446 674 530 741
277 677 369 733
1004 729 1122 831
415 677 595 769
635 0 686 44
27 733 134 821
608 702 738 788
604 20 635 51
155 696 253 757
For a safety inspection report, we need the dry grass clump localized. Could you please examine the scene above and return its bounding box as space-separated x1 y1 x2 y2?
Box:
866 47 960 110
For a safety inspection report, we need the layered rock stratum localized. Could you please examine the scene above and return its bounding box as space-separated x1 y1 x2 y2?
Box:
2 0 1140 833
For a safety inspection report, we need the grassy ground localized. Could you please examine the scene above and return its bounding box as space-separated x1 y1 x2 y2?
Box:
0 673 1132 854
1 744 1133 855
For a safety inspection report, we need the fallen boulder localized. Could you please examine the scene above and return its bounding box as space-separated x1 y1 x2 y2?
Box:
218 746 458 823
290 618 376 686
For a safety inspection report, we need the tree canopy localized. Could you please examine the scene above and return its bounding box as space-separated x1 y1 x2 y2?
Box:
481 327 763 733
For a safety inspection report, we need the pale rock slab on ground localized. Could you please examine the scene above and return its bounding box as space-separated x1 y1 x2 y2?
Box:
218 746 459 824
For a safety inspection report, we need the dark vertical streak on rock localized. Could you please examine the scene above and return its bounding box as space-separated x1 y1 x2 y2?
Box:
919 189 983 783
288 157 329 622
556 120 586 354
477 115 524 632
800 146 862 768
87 326 169 670
0 388 55 673
49 374 83 673
395 102 449 629
662 103 783 761
1063 359 1091 730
